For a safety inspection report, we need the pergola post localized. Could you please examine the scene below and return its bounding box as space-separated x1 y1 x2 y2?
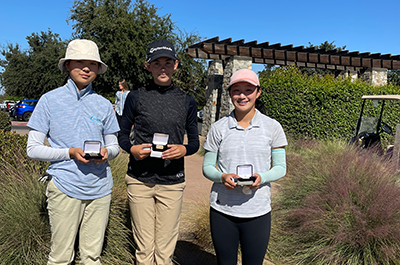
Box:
342 69 358 82
361 68 388 86
201 60 223 136
219 56 253 118
201 56 253 136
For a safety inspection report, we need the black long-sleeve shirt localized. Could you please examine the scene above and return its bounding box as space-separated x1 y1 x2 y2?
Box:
118 81 199 184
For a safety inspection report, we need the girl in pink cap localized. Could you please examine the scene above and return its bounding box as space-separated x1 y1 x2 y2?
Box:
202 69 287 264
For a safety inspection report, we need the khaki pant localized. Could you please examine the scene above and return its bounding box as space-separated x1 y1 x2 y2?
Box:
46 180 111 265
125 175 186 265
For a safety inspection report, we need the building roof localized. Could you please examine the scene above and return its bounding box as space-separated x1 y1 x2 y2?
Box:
186 37 400 71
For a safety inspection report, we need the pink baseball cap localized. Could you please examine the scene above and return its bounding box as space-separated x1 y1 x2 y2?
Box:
228 69 260 89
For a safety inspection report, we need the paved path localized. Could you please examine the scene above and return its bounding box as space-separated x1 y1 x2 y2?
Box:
178 153 218 265
183 153 212 203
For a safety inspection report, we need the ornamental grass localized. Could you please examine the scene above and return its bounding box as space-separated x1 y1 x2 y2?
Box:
0 131 135 264
0 132 50 264
269 139 400 265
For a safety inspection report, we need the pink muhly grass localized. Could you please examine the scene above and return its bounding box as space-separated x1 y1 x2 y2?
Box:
271 140 400 264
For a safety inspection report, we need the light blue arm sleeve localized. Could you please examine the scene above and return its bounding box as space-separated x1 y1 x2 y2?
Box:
259 148 286 184
202 151 223 183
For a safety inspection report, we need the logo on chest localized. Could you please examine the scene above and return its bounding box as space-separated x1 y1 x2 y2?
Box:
90 116 102 124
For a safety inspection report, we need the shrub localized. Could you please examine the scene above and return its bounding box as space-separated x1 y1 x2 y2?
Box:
269 140 400 264
0 111 11 132
260 66 400 141
0 131 47 173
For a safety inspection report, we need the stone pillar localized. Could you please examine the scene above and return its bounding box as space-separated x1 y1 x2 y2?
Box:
337 69 358 82
201 60 223 136
342 69 358 82
219 56 253 118
201 56 253 136
349 70 358 82
361 68 387 86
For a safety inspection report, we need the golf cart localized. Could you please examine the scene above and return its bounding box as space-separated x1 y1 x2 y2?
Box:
350 95 398 153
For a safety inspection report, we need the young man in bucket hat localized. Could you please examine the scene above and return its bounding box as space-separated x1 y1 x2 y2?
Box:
27 39 120 265
118 39 199 265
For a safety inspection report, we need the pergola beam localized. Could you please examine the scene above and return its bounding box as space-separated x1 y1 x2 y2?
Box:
186 37 400 70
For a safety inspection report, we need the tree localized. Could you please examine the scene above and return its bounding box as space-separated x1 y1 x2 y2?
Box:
0 30 67 98
173 29 207 108
68 0 206 102
0 0 207 103
69 0 178 95
307 40 346 52
0 43 29 97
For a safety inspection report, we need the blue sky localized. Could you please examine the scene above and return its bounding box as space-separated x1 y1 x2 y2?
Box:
1 0 400 75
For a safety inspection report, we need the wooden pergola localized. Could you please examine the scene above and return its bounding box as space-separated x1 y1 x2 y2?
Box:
187 37 400 138
186 37 400 72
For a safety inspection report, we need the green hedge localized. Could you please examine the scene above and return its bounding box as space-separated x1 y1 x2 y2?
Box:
260 66 400 141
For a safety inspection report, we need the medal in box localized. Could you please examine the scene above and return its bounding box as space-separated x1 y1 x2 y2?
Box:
150 133 169 158
234 164 256 186
83 140 103 159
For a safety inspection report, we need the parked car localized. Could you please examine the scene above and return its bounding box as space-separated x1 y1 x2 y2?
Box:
0 100 15 112
12 99 38 121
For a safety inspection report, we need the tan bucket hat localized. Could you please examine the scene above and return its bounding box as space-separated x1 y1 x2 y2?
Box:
58 39 108 75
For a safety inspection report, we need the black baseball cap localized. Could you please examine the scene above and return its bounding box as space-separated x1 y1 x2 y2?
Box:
146 39 177 63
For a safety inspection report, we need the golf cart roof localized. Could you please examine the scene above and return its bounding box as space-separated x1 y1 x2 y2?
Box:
362 95 400 100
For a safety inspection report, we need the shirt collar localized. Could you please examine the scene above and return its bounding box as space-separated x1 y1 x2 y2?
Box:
148 80 175 93
227 109 262 129
66 78 94 100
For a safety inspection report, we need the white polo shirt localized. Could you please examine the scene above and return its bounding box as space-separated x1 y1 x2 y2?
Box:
28 78 120 200
203 109 287 218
